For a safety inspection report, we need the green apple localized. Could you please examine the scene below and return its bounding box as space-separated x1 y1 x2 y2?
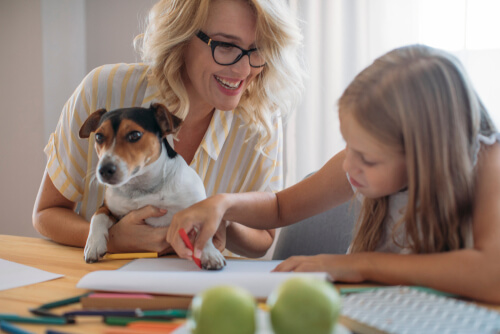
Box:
188 285 256 334
267 276 342 334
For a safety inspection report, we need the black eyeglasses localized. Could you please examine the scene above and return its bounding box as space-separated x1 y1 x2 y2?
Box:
196 30 266 68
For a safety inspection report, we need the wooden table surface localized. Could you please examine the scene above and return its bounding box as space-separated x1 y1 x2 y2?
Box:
1 235 136 333
1 234 499 334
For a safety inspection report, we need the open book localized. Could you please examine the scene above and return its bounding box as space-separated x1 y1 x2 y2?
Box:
77 258 329 299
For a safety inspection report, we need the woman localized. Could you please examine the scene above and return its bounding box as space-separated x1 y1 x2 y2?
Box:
32 0 303 258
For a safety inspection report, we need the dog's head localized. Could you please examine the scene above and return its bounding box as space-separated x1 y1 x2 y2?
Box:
79 103 182 186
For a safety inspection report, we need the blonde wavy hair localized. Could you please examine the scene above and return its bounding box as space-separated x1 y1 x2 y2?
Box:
339 45 496 254
134 0 304 148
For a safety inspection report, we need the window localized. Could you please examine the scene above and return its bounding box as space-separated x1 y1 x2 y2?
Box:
287 0 500 183
419 0 500 126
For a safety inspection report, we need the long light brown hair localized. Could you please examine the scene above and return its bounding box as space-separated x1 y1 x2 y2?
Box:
340 45 496 253
134 0 304 149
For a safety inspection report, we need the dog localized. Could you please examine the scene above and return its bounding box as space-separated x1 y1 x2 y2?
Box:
79 103 226 269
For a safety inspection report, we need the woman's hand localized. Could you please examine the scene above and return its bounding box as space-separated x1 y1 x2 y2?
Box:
167 194 228 259
107 205 172 254
272 254 366 283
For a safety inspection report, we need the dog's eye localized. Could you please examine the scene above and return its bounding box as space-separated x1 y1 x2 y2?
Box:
127 131 142 143
95 133 104 144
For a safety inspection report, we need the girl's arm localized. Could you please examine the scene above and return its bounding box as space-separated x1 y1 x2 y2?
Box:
167 149 354 259
275 142 500 303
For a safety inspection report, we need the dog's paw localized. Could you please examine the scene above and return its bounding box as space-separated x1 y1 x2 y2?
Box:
85 214 114 263
200 242 226 270
84 235 108 263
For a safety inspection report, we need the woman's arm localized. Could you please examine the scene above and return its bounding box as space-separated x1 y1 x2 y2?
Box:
33 171 173 253
274 143 500 303
33 171 89 246
168 149 354 258
226 223 275 258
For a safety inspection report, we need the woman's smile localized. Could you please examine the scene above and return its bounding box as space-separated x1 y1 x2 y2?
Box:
214 75 244 96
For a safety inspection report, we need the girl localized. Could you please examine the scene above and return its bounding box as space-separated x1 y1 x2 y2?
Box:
167 45 500 303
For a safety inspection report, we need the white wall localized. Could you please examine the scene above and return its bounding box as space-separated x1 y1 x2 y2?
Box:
43 0 157 143
0 0 44 237
42 0 86 142
85 0 157 71
0 0 156 237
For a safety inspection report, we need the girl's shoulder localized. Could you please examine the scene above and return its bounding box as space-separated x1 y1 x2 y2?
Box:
471 131 500 241
473 132 500 166
474 132 500 183
478 132 500 146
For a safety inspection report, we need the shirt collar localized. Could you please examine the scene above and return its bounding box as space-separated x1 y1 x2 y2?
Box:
200 109 234 161
142 83 233 161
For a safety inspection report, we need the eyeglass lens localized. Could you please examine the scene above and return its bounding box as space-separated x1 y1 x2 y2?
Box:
214 44 265 67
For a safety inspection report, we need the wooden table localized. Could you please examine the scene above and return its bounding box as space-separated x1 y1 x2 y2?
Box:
1 235 499 334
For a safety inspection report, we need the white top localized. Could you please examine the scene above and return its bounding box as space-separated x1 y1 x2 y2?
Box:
44 63 284 222
348 132 500 254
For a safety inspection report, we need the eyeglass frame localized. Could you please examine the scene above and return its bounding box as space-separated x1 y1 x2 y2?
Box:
196 30 266 68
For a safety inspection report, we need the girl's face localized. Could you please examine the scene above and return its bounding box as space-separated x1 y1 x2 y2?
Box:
340 111 408 198
182 0 264 114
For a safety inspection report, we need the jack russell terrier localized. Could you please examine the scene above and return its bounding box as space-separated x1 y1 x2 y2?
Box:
79 103 226 269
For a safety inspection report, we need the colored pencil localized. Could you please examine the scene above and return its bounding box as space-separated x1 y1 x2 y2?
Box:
178 228 202 268
0 320 34 334
103 252 158 260
0 315 67 325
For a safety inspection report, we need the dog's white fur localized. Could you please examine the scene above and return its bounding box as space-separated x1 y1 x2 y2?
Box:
81 106 226 269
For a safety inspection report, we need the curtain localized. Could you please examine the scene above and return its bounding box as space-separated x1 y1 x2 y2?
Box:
285 0 500 186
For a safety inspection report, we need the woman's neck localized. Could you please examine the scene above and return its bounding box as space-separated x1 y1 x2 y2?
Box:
174 107 215 165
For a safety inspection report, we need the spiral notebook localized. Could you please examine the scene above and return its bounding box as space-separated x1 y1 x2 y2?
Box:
341 286 500 334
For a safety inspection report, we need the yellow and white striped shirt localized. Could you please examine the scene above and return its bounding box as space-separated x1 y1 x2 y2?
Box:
44 63 283 221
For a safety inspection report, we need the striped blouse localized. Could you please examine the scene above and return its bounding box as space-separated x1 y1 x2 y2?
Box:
44 63 283 222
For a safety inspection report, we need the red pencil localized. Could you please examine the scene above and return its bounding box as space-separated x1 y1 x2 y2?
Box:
178 228 202 269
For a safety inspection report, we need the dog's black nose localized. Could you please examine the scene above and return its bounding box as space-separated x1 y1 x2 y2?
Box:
99 163 117 179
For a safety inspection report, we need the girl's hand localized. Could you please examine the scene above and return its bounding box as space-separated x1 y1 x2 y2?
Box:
167 194 228 259
272 254 366 283
107 205 171 254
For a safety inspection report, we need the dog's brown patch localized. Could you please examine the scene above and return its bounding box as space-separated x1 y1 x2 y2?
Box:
96 202 118 222
101 119 161 174
153 103 183 135
95 203 111 216
93 120 114 157
79 109 107 138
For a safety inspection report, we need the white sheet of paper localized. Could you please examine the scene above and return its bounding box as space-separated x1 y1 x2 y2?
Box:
119 258 282 272
77 258 329 298
0 258 63 291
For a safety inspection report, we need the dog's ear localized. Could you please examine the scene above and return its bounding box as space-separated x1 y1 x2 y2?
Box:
152 103 183 136
79 109 107 139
